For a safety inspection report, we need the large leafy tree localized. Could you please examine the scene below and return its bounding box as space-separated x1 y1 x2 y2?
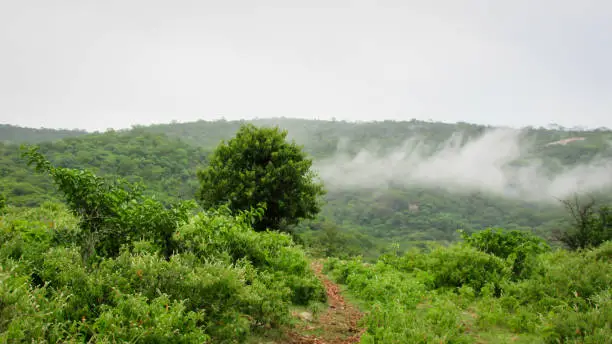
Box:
197 124 325 232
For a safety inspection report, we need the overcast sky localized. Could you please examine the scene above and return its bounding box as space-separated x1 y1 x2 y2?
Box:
1 0 611 131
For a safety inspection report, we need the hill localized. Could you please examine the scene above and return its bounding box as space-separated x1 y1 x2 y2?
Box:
2 124 609 343
143 118 612 163
0 129 208 206
0 156 327 343
0 124 88 144
2 118 612 256
143 118 612 253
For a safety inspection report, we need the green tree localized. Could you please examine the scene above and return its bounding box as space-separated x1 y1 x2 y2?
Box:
22 146 195 260
461 228 550 279
556 196 612 250
197 124 325 232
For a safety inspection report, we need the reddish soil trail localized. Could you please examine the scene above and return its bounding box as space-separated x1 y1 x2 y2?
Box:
285 261 365 344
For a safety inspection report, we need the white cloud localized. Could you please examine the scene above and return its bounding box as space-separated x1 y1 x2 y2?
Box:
315 128 612 202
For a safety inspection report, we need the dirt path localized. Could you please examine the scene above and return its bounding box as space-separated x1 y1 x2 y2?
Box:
284 261 365 344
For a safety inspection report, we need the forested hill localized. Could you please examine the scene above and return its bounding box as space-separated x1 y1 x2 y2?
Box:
0 124 88 144
5 118 612 159
2 120 610 343
2 118 612 257
0 129 208 206
142 118 612 162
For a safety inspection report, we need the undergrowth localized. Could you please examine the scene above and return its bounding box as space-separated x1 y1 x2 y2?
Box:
325 229 612 343
0 150 326 343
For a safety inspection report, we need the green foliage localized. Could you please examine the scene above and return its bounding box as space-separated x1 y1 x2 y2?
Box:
1 204 325 342
461 228 550 279
1 130 208 207
4 120 612 254
325 234 612 343
197 124 326 232
558 196 612 250
296 221 374 259
22 146 195 259
146 118 612 250
3 119 612 342
382 244 509 293
297 187 570 257
0 123 87 144
1 146 324 342
174 206 326 305
0 193 5 213
93 294 209 343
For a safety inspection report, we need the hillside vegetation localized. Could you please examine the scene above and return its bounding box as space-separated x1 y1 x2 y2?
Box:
325 230 611 343
1 119 612 257
0 129 208 206
1 150 325 343
0 120 610 343
0 124 87 144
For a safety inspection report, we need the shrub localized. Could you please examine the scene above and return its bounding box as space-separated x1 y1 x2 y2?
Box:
461 228 550 279
22 146 196 260
0 203 326 343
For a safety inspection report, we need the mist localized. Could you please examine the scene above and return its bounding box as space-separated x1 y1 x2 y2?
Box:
314 128 612 203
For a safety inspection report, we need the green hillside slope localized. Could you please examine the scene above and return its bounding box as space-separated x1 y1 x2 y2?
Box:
0 124 88 144
143 118 612 251
1 129 208 206
144 118 612 162
2 119 611 257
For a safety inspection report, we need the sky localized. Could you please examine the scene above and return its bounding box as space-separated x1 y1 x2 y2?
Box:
1 0 611 132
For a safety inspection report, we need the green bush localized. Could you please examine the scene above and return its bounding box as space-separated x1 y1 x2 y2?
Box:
382 244 509 294
175 207 326 305
22 146 196 260
0 202 325 343
92 294 209 343
461 228 550 279
325 232 612 343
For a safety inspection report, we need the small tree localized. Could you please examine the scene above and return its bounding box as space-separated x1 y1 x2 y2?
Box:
556 195 612 250
22 146 195 260
197 124 326 232
461 228 550 279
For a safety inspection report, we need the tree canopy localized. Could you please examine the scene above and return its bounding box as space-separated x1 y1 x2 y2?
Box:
197 124 326 232
3 118 612 254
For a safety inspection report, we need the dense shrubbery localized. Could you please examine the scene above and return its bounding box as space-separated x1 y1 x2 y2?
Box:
2 122 612 343
0 204 325 343
460 228 550 279
325 231 611 343
0 151 325 342
22 145 196 260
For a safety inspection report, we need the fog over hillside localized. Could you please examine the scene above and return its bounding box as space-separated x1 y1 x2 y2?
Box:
316 128 612 203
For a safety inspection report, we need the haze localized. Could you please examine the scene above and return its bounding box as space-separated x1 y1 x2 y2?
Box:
316 128 612 203
1 0 612 131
